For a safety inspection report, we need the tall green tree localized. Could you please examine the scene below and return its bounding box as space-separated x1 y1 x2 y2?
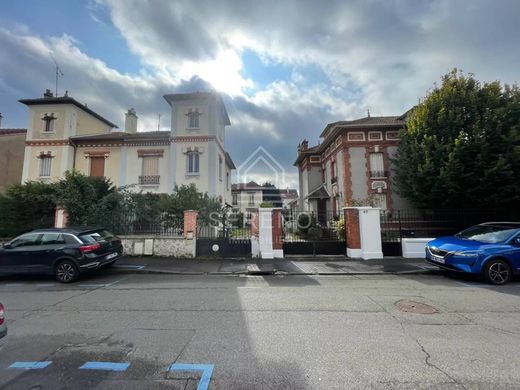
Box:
393 69 520 209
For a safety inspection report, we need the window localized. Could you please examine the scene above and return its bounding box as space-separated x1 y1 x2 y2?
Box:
187 151 200 173
10 233 40 248
140 156 160 185
40 233 66 245
219 156 223 181
232 194 238 205
187 111 200 128
89 157 105 178
42 113 56 132
227 172 230 190
248 193 255 206
369 153 385 178
39 155 52 177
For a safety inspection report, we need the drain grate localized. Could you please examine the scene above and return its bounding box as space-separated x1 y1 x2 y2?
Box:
396 299 439 314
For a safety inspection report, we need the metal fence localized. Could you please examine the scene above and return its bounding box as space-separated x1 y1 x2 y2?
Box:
283 210 342 242
380 209 520 243
111 211 184 236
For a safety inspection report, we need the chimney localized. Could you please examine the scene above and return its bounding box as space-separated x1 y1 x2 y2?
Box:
43 89 54 98
301 139 308 150
125 108 138 133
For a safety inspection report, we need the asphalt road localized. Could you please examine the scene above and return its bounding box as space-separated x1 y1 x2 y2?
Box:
1 271 520 389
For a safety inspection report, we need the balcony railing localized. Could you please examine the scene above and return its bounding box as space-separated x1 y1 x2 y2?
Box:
139 175 160 185
370 170 388 178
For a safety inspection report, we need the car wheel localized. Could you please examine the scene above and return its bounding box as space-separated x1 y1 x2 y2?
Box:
484 259 511 285
55 260 79 283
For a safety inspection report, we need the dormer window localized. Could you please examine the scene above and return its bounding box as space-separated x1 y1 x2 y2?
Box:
41 113 57 132
187 110 201 129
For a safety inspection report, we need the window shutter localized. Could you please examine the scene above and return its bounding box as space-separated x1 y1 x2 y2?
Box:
142 156 159 176
90 157 105 177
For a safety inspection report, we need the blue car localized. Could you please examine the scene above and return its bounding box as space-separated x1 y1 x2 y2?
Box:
426 222 520 285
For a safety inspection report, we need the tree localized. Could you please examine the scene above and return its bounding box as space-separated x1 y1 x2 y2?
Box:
393 69 520 209
0 181 56 237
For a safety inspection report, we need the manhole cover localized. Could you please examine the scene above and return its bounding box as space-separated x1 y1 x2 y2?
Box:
396 300 439 314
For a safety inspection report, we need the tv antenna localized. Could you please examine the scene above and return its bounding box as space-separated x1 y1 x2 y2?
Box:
50 53 64 96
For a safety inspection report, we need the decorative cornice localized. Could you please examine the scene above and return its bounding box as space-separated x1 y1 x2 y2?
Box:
26 139 70 146
137 149 164 157
172 135 217 142
84 150 110 158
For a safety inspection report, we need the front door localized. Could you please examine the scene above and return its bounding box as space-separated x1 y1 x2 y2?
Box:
317 199 327 225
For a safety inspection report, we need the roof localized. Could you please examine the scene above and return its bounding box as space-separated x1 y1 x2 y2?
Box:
163 91 231 126
479 222 520 228
232 181 263 191
0 128 27 136
305 185 330 200
31 226 103 234
320 115 405 137
18 96 118 128
279 189 298 198
71 131 170 142
225 152 236 169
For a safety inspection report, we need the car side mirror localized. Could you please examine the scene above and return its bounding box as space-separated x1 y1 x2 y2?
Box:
2 243 12 249
514 238 520 246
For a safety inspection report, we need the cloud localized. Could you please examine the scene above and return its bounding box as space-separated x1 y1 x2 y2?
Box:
2 0 520 188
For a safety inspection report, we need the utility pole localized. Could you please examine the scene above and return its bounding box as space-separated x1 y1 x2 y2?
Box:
157 113 161 131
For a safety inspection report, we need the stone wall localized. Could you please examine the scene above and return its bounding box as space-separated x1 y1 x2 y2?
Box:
120 235 196 258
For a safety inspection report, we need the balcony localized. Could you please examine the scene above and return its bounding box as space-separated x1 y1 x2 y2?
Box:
139 175 160 185
370 170 388 178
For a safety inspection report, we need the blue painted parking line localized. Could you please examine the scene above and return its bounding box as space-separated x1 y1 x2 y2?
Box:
79 362 130 371
9 361 52 370
169 363 214 390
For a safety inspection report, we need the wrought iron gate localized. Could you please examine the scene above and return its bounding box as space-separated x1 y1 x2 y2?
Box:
196 213 251 258
283 210 345 255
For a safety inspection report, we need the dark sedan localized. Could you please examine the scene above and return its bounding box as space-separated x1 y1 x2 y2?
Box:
0 227 123 283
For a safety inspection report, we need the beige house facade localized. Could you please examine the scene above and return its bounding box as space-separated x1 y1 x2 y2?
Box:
19 90 235 204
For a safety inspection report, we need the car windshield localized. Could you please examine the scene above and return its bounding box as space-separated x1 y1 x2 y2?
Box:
456 225 518 243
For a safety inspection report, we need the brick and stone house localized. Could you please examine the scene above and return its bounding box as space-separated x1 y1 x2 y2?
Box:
18 90 235 204
294 112 412 221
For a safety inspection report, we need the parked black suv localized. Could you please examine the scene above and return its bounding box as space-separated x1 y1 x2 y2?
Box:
0 227 123 283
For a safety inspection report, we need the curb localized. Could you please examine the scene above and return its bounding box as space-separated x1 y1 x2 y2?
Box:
111 267 439 277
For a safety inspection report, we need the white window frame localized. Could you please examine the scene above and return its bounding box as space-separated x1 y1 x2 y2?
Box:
39 155 52 177
187 110 201 129
186 151 200 174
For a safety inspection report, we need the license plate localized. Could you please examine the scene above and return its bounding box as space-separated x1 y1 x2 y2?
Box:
428 252 444 264
106 252 118 260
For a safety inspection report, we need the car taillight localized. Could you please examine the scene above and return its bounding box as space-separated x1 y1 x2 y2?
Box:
79 243 101 253
0 303 5 325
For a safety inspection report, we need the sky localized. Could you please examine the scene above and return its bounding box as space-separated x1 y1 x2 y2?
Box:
1 0 519 189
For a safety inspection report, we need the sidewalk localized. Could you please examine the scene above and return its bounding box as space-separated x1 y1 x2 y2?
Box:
112 256 438 276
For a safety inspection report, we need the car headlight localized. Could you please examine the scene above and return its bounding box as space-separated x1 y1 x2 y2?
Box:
451 251 481 258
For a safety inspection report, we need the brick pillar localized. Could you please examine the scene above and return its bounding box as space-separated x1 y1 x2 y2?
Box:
344 207 361 258
272 209 283 251
251 211 259 237
54 205 69 228
183 210 198 239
